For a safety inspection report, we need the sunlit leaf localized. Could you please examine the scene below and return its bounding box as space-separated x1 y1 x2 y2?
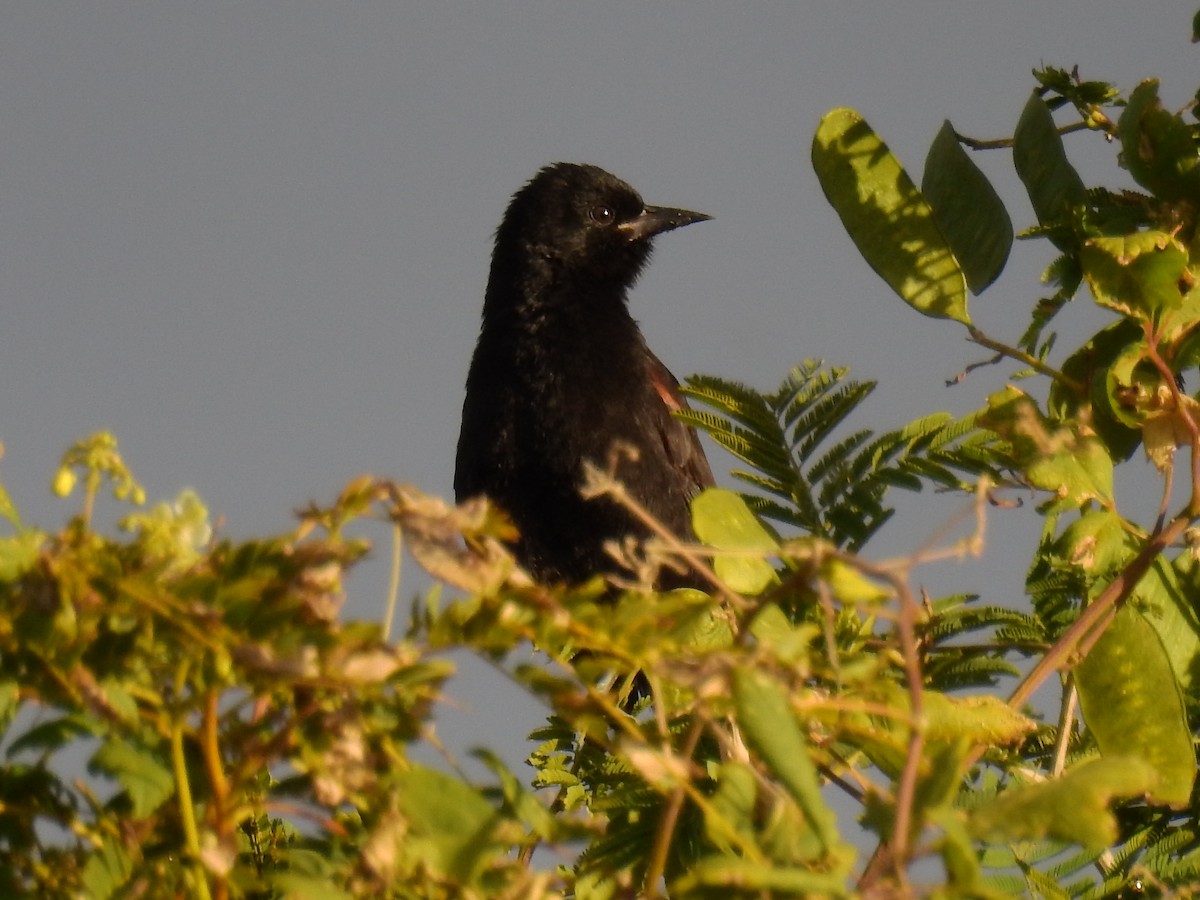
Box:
921 691 1037 746
80 833 134 900
1143 556 1200 693
0 530 44 581
89 738 174 818
0 482 20 529
394 764 500 883
969 756 1159 847
813 108 970 323
1075 606 1195 807
1119 79 1200 201
671 856 850 895
1055 508 1133 574
691 488 778 594
732 668 840 853
820 558 889 604
979 386 1113 506
1081 231 1190 320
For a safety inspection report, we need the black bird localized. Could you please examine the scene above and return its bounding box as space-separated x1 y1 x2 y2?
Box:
454 163 714 587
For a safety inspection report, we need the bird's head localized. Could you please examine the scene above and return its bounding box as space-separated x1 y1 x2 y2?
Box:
491 163 710 294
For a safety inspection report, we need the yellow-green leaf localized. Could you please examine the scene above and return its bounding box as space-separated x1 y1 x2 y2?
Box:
969 756 1159 847
979 386 1113 507
691 488 777 594
89 739 174 818
1081 231 1190 320
813 108 969 324
1075 606 1195 808
732 668 839 852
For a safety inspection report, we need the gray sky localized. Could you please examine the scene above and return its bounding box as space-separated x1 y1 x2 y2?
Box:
3 3 1196 782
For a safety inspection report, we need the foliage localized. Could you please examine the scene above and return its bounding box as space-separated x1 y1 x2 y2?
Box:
3 14 1200 897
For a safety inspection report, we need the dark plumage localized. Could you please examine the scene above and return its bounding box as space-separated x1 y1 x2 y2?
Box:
454 163 714 586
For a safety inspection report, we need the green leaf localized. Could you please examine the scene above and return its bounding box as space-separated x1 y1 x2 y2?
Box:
731 667 840 853
671 857 849 895
749 603 819 666
0 680 19 737
80 832 134 900
969 756 1159 847
1118 79 1200 201
921 691 1037 747
472 747 563 841
0 482 21 529
820 558 888 604
1151 556 1200 693
1050 319 1144 460
394 764 500 883
89 738 175 818
703 761 760 855
922 120 1013 294
0 531 44 582
1055 508 1133 574
979 386 1113 507
269 853 353 900
1080 231 1190 320
813 108 970 324
1013 92 1087 228
691 488 778 594
1074 605 1196 807
664 589 735 652
8 714 96 757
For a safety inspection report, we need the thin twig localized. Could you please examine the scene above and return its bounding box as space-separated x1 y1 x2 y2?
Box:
643 716 706 897
1051 677 1077 777
171 661 214 900
967 325 1084 394
381 522 403 642
202 691 230 838
946 351 1004 386
956 119 1091 150
1000 514 1189 729
581 459 745 611
888 576 924 884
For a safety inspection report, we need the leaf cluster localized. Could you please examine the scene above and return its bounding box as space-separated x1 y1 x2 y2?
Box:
4 12 1200 898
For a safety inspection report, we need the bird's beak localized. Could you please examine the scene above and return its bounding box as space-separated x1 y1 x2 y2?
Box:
618 205 712 242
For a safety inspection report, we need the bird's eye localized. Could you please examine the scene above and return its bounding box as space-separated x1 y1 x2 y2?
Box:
589 204 615 225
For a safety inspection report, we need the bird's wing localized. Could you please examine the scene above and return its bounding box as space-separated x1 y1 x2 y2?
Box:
644 350 716 495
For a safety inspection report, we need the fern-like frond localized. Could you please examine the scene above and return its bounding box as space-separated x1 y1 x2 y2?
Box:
922 603 1040 644
674 407 792 477
783 381 876 465
684 374 786 442
924 654 1022 689
683 360 1000 550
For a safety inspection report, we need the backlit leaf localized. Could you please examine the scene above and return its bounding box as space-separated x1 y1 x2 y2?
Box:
969 756 1159 847
732 667 839 853
1075 605 1195 808
813 108 969 323
1119 79 1200 201
692 488 778 594
89 738 174 818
